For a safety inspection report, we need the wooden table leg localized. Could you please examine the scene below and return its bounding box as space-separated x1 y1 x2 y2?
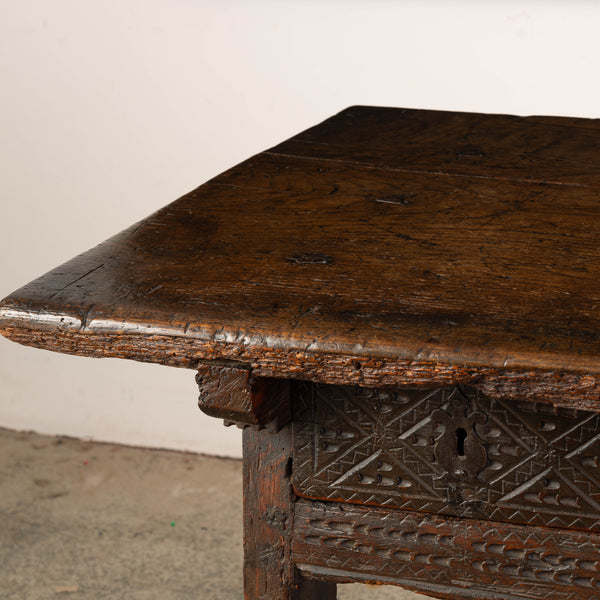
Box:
243 424 336 600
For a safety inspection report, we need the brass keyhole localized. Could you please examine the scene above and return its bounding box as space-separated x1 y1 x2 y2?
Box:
456 427 467 457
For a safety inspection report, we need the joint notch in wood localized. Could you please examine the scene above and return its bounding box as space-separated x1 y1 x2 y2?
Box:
196 362 290 431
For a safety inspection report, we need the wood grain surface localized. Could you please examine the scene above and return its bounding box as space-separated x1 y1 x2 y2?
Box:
196 363 290 429
2 106 600 398
243 422 336 599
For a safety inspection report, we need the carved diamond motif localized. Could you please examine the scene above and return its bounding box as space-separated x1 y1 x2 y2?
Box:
292 382 600 531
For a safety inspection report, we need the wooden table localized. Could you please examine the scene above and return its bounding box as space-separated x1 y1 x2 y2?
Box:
3 106 600 599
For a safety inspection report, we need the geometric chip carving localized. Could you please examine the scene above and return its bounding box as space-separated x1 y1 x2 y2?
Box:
293 499 600 600
292 383 600 532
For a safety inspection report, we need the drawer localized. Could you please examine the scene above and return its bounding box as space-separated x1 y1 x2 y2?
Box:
292 382 600 532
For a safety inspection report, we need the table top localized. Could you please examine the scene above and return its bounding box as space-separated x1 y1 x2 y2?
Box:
2 106 600 395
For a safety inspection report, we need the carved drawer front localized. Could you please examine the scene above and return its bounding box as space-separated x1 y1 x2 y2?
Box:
291 383 600 532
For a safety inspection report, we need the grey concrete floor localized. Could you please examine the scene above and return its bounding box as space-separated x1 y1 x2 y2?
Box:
0 428 429 599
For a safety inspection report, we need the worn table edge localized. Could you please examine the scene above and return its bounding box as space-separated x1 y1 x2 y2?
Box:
2 302 600 409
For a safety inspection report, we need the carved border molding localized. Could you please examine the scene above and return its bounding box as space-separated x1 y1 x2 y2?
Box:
293 499 600 600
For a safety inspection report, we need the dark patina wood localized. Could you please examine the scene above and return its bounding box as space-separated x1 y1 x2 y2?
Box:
292 382 600 533
196 363 290 429
3 106 600 599
293 499 600 599
3 107 600 403
243 415 335 599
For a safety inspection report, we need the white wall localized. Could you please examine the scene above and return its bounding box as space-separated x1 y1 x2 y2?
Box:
1 0 599 458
